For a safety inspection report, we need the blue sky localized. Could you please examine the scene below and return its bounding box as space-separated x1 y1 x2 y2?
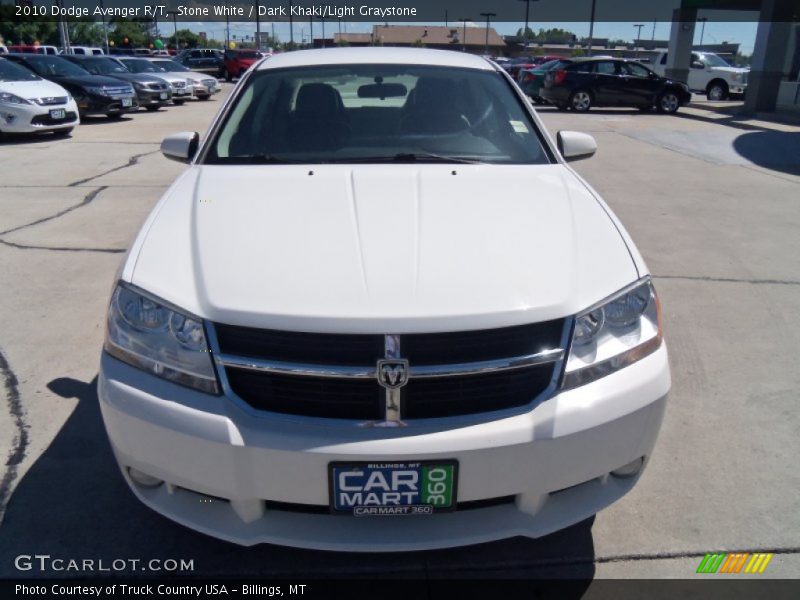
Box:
174 20 758 54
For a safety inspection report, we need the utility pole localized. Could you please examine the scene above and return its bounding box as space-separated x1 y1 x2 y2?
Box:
459 18 471 52
633 23 644 58
289 0 294 46
309 16 313 48
225 3 230 49
167 10 178 50
697 17 708 47
99 0 110 54
480 13 496 57
587 0 597 57
321 18 325 48
255 1 261 50
652 18 656 41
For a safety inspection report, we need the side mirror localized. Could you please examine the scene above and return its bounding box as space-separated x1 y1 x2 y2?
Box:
691 61 705 69
557 131 597 162
161 131 199 163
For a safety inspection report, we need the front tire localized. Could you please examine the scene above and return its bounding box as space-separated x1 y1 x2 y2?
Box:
657 91 681 114
173 99 185 106
224 68 232 82
570 89 593 112
706 80 729 101
106 113 123 120
52 127 73 137
556 103 569 111
144 105 160 111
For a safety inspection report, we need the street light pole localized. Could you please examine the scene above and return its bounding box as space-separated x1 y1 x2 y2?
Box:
289 0 294 46
458 18 471 52
587 0 597 57
255 0 261 50
697 17 708 47
633 23 644 58
167 10 178 51
480 13 496 57
99 0 110 55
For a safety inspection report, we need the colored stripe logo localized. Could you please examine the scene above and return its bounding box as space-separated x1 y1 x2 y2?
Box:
697 552 773 574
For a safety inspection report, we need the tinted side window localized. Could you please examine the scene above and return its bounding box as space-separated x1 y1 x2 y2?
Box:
623 63 651 78
570 62 593 73
595 61 617 75
660 53 668 65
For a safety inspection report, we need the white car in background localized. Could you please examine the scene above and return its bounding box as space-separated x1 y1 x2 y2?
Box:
99 47 670 550
0 44 8 55
652 50 748 100
113 57 193 105
146 58 221 100
0 57 79 135
66 46 104 56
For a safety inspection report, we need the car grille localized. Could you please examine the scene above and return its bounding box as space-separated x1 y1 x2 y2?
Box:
105 86 133 96
172 81 186 89
33 96 68 106
31 111 78 126
214 320 566 421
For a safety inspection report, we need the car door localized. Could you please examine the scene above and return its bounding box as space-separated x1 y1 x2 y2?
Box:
688 52 706 91
591 60 623 105
619 62 662 106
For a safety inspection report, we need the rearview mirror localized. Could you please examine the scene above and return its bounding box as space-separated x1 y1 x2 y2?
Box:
357 83 407 99
557 131 597 162
161 132 199 163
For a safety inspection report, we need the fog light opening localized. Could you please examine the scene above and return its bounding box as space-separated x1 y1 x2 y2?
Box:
610 457 645 479
127 467 164 488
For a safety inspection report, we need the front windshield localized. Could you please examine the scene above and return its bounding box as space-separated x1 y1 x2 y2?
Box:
79 58 128 75
24 56 89 78
206 64 551 165
120 59 161 73
153 60 186 72
700 53 732 67
0 58 41 81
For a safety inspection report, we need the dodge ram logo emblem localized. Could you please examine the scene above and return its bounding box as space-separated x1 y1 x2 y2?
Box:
377 359 409 390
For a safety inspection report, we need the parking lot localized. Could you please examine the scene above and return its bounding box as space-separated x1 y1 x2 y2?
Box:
1 86 799 579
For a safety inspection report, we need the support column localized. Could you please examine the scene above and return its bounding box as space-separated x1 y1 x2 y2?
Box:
666 8 696 84
744 0 793 114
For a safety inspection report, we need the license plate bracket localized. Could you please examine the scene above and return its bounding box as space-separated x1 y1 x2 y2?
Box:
329 461 458 516
49 108 65 120
122 98 133 107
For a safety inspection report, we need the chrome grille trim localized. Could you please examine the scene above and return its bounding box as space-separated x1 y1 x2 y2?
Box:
216 348 564 380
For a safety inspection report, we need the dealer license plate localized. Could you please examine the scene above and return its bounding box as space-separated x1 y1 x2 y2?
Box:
49 108 65 120
159 92 168 100
329 461 457 516
122 98 133 107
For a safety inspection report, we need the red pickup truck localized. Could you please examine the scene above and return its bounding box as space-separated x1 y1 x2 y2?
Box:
222 50 265 81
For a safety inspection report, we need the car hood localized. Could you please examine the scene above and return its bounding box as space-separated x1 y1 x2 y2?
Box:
128 164 639 333
0 78 69 99
709 66 748 75
183 71 216 82
106 72 162 85
52 74 127 87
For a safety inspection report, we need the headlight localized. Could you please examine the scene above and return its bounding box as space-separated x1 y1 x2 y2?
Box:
0 92 31 105
561 277 662 390
132 81 145 90
104 284 219 394
86 86 108 95
731 73 742 82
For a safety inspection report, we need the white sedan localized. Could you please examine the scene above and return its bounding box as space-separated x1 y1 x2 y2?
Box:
146 58 221 100
99 47 670 550
0 57 79 135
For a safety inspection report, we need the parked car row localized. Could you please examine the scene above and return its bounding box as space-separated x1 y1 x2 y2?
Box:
0 54 222 136
518 57 692 114
174 48 269 81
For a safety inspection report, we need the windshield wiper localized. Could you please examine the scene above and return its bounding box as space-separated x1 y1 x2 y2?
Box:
326 153 485 165
225 154 303 164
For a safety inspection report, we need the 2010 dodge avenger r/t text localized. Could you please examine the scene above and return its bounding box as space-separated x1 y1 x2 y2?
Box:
98 48 670 550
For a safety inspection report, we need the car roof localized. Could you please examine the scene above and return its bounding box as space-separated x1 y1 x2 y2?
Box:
256 47 495 72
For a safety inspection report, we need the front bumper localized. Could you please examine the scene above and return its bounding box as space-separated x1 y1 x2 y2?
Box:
78 93 138 116
98 344 670 551
0 99 80 132
191 81 221 97
136 88 172 106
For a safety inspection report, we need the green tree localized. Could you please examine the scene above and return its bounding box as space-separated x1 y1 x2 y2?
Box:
109 19 147 48
69 21 105 46
168 28 201 49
